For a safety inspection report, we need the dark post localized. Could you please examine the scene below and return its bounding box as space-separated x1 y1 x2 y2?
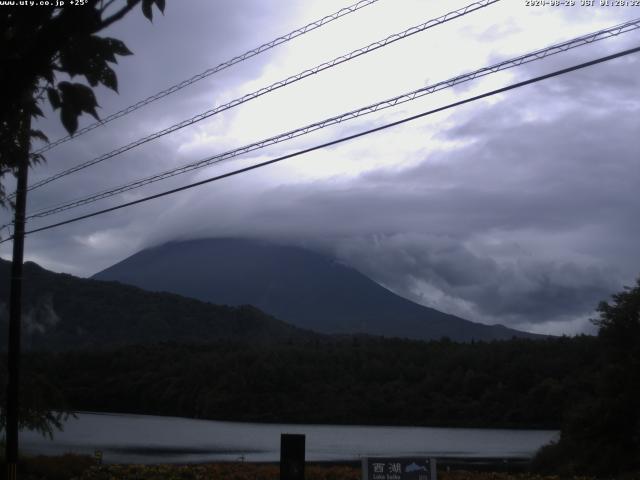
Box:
5 111 31 480
280 433 305 480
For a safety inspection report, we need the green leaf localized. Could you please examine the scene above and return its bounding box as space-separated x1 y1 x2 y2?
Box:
41 68 55 85
29 152 46 165
104 37 133 57
58 82 101 131
58 35 124 88
60 106 78 135
84 67 100 87
100 66 118 92
30 129 49 143
142 0 153 21
85 106 100 122
30 103 44 119
47 88 61 110
141 0 165 21
58 42 89 78
100 44 117 64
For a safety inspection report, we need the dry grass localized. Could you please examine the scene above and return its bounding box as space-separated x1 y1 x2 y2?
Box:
0 456 608 480
68 463 600 480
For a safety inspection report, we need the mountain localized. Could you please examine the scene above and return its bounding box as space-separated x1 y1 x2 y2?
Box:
0 258 316 351
93 238 540 342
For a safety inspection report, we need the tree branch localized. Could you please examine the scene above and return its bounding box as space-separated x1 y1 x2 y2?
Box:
98 0 141 30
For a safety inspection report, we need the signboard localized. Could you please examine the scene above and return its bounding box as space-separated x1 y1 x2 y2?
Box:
362 457 436 480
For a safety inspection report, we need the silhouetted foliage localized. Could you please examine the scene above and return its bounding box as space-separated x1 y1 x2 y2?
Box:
16 335 598 429
0 0 165 206
0 0 165 439
0 357 73 439
533 278 640 477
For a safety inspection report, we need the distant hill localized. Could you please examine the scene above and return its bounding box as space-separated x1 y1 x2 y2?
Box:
93 238 541 342
0 258 315 351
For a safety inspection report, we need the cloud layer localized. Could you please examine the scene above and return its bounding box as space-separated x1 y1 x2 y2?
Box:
2 1 639 335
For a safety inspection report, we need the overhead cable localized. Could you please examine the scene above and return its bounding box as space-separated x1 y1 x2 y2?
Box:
25 18 640 220
21 0 500 196
32 0 382 156
3 44 637 243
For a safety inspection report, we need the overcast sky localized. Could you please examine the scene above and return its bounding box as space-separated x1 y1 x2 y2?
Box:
2 0 639 335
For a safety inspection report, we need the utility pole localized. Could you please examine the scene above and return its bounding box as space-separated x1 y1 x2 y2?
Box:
5 109 31 480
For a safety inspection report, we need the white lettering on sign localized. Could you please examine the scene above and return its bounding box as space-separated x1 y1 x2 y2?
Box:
363 457 436 480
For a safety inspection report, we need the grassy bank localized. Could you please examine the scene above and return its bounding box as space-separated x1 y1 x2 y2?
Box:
69 463 597 480
0 455 604 480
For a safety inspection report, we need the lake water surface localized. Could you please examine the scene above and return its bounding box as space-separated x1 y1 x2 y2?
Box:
21 412 558 464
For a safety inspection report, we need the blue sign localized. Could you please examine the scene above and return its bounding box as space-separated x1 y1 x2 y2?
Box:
362 457 436 480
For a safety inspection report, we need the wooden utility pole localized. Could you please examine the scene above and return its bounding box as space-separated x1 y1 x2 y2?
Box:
5 110 31 480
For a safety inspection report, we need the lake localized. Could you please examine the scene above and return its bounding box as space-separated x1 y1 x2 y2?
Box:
20 412 558 464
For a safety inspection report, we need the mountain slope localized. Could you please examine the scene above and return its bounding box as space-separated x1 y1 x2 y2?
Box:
0 258 316 351
93 238 540 341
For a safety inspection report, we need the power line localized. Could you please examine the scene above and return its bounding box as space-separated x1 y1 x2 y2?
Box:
25 17 640 221
20 0 500 197
32 0 382 156
3 44 637 244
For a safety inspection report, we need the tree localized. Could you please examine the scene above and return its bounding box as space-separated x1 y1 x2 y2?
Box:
0 0 166 206
0 359 71 439
0 0 166 471
590 278 640 472
534 278 640 476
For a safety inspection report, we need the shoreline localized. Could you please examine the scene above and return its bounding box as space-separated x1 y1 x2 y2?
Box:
12 455 590 480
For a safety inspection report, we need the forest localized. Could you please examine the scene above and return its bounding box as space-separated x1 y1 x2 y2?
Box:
1 279 638 476
13 335 597 429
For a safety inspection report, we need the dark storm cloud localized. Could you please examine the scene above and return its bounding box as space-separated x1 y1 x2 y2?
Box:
16 0 295 202
35 30 637 332
3 3 639 335
2 0 292 230
344 56 639 329
132 44 640 332
330 234 618 330
2 0 292 272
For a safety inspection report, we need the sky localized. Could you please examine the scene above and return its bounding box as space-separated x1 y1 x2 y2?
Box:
2 0 640 336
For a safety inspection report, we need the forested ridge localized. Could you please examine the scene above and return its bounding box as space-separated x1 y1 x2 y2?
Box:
15 335 597 429
0 259 315 350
